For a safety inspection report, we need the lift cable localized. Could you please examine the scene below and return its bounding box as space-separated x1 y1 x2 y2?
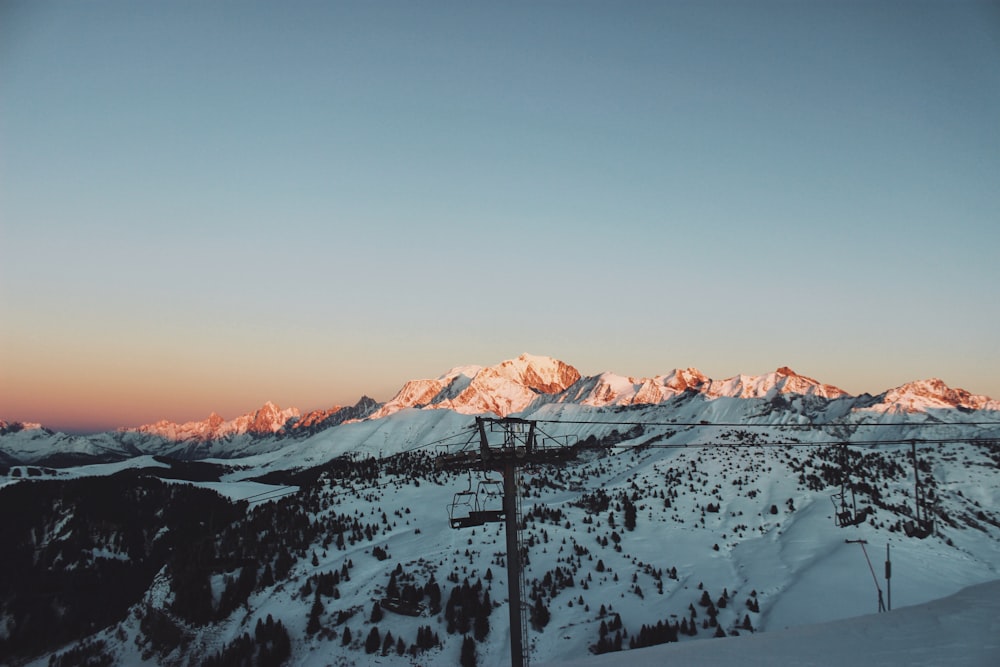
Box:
564 436 996 450
533 418 1000 428
238 425 479 508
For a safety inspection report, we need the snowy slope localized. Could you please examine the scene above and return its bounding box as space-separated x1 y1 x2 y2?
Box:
7 418 1000 667
544 579 1000 667
3 354 1000 666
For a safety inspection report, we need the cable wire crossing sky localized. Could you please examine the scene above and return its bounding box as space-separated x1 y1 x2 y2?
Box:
2 1 999 432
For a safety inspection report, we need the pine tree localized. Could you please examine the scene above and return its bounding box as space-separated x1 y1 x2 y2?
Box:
426 580 442 614
623 495 637 531
260 563 274 588
531 596 551 630
460 635 477 667
474 604 490 641
365 627 381 654
274 547 294 581
306 590 323 635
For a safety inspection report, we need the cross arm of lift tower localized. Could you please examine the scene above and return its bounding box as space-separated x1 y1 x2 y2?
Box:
437 416 578 472
436 417 579 667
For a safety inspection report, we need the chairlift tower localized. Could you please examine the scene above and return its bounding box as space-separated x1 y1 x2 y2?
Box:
438 417 576 667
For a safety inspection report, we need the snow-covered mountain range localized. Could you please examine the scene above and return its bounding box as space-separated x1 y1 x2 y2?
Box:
3 353 998 465
2 354 998 666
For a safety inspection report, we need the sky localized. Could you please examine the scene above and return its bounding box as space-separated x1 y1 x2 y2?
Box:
2 1 999 433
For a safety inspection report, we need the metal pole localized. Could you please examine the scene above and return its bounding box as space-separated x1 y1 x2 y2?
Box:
846 539 885 613
885 543 891 611
911 440 921 524
503 459 524 667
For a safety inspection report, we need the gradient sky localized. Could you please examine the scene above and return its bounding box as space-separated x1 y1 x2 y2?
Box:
2 1 999 433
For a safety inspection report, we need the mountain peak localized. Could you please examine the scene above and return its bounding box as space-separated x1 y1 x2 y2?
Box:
287 396 380 433
246 401 297 435
702 368 848 400
495 353 582 394
123 401 299 442
568 367 709 407
869 378 1000 413
0 420 44 436
372 354 581 418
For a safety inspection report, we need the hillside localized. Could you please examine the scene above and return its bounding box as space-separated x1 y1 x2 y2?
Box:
546 579 1000 667
1 355 999 666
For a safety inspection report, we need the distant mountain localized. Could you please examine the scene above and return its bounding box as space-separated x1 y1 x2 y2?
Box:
285 396 380 435
370 353 581 419
3 354 998 466
0 419 46 436
122 401 301 442
866 378 1000 414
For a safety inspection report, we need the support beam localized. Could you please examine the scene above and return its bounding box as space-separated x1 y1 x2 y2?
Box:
502 460 524 667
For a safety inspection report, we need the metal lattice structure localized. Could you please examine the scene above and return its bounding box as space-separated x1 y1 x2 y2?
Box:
438 417 577 667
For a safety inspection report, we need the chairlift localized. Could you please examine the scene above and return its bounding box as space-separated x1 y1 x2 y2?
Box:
831 487 870 527
904 440 934 539
449 473 506 529
831 445 870 528
903 518 933 539
449 472 485 529
471 477 505 524
449 489 484 528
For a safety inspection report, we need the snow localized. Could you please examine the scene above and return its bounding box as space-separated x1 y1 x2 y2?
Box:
222 434 996 666
0 455 170 490
543 579 1000 667
16 429 1000 667
158 478 299 502
4 355 1000 666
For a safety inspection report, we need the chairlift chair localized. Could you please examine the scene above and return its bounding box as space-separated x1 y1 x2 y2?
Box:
903 518 933 539
831 445 869 527
449 472 485 529
449 489 485 528
471 477 505 524
449 474 507 528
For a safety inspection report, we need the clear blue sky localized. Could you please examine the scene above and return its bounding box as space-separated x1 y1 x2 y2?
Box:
2 1 999 432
